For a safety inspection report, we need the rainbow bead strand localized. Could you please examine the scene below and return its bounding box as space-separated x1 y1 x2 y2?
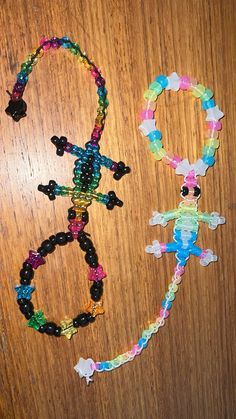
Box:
74 72 225 384
6 36 130 339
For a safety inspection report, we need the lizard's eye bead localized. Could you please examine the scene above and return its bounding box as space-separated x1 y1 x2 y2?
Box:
180 186 189 197
193 186 201 197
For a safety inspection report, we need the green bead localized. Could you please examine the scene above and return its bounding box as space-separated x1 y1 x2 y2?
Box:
28 310 46 330
149 140 163 153
149 81 163 95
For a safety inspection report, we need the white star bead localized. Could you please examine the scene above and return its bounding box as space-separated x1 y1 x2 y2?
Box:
166 72 180 91
139 119 156 136
149 211 167 227
193 159 208 176
175 158 192 175
200 249 217 266
74 358 95 385
206 106 224 121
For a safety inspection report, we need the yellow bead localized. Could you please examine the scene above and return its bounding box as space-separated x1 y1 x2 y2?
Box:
206 138 220 149
143 89 158 101
154 148 167 160
60 319 78 339
192 84 205 98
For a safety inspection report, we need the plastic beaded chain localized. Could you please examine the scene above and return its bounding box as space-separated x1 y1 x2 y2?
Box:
73 72 225 384
6 36 130 339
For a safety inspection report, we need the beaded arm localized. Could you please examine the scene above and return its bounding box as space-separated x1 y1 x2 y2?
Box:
74 73 225 384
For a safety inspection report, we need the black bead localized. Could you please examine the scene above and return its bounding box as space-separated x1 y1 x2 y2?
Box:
181 186 189 196
76 313 89 327
49 235 57 245
89 260 99 268
24 310 34 320
5 99 27 122
20 277 31 285
85 253 98 264
73 317 80 328
87 155 94 163
20 267 34 280
68 208 76 220
66 232 74 242
23 262 32 270
54 326 62 337
41 240 55 253
38 324 47 333
91 292 101 302
77 232 87 242
81 164 89 173
20 301 33 314
194 186 201 197
81 212 89 223
37 246 47 257
55 232 67 245
17 298 27 306
45 322 57 335
86 246 96 255
86 312 95 323
51 136 60 146
79 239 93 251
106 202 114 210
81 185 88 192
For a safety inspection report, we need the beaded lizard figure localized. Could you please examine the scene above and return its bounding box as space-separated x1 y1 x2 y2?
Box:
6 36 130 339
74 73 225 384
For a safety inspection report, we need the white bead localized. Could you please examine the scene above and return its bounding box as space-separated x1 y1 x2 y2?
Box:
166 72 180 91
206 106 224 121
209 212 226 230
175 158 191 175
138 119 156 136
193 159 208 176
145 240 162 258
74 358 94 384
149 211 167 227
200 249 217 266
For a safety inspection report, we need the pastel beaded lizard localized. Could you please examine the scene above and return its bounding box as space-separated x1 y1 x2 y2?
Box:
74 73 225 384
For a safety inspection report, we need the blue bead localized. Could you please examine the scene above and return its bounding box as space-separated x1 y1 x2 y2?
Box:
148 130 162 142
202 155 215 166
61 36 71 48
162 299 172 310
166 243 177 252
202 99 215 110
17 72 28 84
138 338 148 348
155 74 168 88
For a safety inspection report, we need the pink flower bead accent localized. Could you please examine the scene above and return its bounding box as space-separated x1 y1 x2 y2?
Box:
68 219 85 239
179 75 190 90
88 265 106 281
160 243 166 252
140 109 154 120
159 309 169 318
40 37 51 51
208 121 222 131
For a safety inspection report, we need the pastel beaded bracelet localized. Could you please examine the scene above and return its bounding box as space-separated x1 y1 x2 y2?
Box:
6 36 130 339
74 72 225 384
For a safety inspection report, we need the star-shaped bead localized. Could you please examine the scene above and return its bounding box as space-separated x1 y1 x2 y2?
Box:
15 285 35 300
60 319 78 339
206 106 224 121
85 299 105 317
25 250 45 269
166 72 180 91
28 310 46 330
139 119 156 136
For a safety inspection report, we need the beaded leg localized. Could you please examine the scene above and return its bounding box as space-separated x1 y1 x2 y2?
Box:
190 245 217 266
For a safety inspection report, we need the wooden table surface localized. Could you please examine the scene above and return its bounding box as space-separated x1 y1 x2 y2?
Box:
0 1 235 418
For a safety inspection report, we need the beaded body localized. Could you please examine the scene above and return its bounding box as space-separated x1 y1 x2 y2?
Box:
6 36 130 339
74 72 225 384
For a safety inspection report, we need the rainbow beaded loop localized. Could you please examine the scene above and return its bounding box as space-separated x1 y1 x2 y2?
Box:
74 72 225 384
6 36 130 339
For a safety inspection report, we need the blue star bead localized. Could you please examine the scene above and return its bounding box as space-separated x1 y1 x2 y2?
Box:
15 285 35 300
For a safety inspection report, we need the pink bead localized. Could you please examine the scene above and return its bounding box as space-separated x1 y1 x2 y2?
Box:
160 243 166 252
179 75 190 90
200 249 207 259
140 109 154 120
26 250 45 269
65 143 73 152
169 155 182 169
88 265 106 281
159 309 169 318
68 219 85 239
175 265 185 276
208 121 222 131
40 37 51 51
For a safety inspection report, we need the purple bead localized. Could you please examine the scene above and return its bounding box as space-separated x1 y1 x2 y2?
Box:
25 250 45 269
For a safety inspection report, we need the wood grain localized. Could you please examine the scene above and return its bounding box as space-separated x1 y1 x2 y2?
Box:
0 1 235 418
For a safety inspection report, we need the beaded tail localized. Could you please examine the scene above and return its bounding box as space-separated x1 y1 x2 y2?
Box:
74 264 183 384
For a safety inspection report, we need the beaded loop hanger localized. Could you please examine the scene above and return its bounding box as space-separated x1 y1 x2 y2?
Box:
6 36 130 339
74 73 225 384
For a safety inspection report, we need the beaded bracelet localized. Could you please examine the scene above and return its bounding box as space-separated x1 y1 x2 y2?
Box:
6 36 130 339
74 73 225 384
